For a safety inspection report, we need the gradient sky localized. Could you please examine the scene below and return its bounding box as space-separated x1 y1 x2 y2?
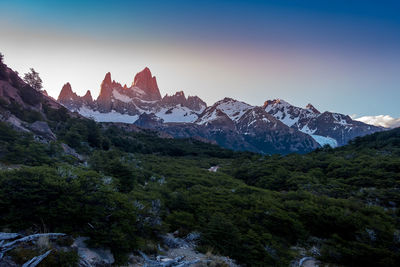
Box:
1 0 399 117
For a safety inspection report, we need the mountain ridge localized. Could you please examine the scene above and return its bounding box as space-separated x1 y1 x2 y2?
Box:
57 68 383 154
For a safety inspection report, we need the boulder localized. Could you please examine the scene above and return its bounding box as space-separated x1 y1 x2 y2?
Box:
30 121 56 140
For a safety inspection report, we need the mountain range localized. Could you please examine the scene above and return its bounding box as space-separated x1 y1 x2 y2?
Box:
57 67 382 154
58 68 383 154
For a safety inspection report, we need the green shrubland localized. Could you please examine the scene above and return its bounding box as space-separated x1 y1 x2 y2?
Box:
1 113 399 266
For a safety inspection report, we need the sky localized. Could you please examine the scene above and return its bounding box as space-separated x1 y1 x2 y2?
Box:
1 0 400 120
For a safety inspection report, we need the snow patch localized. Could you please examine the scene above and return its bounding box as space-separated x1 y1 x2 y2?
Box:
332 113 350 126
155 105 199 123
196 109 219 125
78 106 139 123
131 86 146 96
112 90 132 103
279 111 299 127
300 125 317 135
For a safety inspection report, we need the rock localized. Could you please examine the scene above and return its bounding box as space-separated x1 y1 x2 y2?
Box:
29 121 56 140
0 80 25 107
305 104 320 114
82 90 93 104
4 114 30 133
132 67 161 101
61 143 83 161
184 232 200 243
58 83 75 102
163 232 200 250
208 166 219 172
135 113 164 128
136 232 238 267
161 92 206 113
72 237 114 267
102 72 112 86
163 234 190 249
96 73 115 111
138 251 200 267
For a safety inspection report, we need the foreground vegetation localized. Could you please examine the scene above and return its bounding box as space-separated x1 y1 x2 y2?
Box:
1 110 400 266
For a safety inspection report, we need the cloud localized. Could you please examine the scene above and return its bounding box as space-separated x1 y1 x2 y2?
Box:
354 115 400 128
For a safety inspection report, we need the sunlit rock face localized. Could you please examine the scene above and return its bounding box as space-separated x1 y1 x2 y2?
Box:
131 67 162 101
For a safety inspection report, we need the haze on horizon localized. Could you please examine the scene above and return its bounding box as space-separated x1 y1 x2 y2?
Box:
1 0 399 123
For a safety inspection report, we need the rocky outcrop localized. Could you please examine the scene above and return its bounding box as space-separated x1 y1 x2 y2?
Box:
130 232 239 267
0 60 69 142
186 95 207 112
161 91 206 112
134 113 164 128
82 90 93 104
72 237 114 266
29 121 56 141
1 113 31 133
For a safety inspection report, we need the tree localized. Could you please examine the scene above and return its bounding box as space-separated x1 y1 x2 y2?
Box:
23 68 43 91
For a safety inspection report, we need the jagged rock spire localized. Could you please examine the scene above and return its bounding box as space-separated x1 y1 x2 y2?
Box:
132 67 161 101
58 82 76 101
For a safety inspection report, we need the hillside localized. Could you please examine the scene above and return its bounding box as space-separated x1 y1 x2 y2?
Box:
0 57 400 266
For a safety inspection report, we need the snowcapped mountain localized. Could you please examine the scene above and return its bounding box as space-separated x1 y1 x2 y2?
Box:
196 98 253 125
264 99 382 146
57 68 384 154
58 68 206 124
133 98 319 154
